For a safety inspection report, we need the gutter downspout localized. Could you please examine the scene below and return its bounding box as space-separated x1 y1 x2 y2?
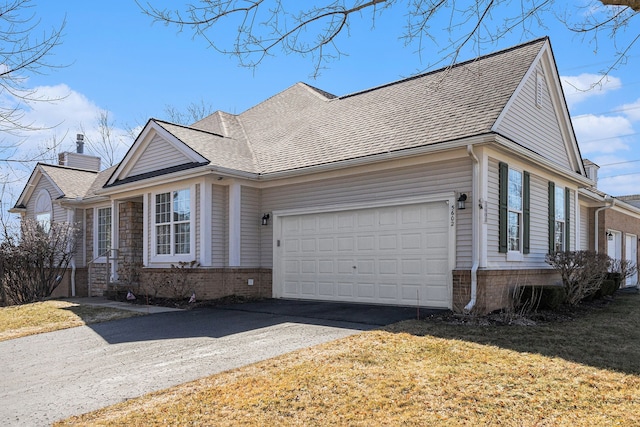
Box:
465 145 480 312
66 208 77 297
594 196 614 254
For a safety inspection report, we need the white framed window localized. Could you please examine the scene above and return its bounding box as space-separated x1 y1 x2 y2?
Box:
95 206 112 259
153 187 193 260
35 189 52 232
554 186 565 252
507 168 523 253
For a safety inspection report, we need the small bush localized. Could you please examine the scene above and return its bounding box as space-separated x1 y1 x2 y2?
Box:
1 219 78 305
518 285 566 311
546 251 610 305
596 278 619 299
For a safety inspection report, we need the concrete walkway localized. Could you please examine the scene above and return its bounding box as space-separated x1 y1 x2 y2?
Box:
66 296 183 314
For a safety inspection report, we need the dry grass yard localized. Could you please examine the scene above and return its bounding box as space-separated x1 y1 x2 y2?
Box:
56 292 640 426
0 300 143 341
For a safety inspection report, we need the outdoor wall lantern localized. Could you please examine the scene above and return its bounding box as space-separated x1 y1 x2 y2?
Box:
262 213 270 226
457 193 467 210
607 230 614 241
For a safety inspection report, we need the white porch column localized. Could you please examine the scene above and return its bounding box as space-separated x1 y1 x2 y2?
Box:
228 182 241 267
142 193 149 267
110 199 119 282
200 180 212 266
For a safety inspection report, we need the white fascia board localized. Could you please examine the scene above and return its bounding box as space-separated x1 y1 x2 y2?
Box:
96 164 213 196
16 166 64 208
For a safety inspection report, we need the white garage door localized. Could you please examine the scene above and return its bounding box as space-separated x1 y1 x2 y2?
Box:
275 201 452 308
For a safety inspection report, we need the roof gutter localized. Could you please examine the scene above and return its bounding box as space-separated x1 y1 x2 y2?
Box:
464 144 480 312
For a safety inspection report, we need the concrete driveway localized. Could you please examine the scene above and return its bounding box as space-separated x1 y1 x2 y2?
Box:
0 299 425 426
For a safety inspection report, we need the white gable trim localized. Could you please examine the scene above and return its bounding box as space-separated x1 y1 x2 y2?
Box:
13 165 64 209
107 120 209 187
492 40 585 177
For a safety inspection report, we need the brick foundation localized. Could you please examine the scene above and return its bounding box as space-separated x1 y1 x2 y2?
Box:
453 269 562 314
125 267 274 301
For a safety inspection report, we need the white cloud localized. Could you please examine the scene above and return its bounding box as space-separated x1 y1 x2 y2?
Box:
597 174 640 197
572 114 634 154
620 98 640 122
1 84 134 215
561 74 621 110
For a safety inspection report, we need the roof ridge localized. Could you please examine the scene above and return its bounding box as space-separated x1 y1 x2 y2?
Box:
339 37 548 100
38 162 100 174
153 118 227 139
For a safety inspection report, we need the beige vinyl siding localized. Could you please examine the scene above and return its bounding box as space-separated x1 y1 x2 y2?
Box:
25 177 66 223
580 203 589 250
211 184 228 267
486 158 552 268
127 134 193 178
262 158 473 269
495 64 571 171
241 186 261 267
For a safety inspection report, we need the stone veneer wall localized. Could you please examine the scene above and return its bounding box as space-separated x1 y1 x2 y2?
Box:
452 269 562 314
117 200 144 288
137 268 273 301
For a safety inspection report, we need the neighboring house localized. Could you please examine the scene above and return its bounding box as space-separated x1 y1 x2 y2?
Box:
10 37 638 313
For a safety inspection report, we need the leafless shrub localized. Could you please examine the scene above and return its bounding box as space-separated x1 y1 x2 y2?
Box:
164 260 200 299
0 219 78 305
609 258 638 288
546 251 610 305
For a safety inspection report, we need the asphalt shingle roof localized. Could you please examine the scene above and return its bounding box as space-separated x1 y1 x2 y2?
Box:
177 38 547 175
39 164 98 199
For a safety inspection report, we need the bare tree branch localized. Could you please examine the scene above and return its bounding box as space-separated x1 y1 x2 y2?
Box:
0 0 66 135
138 1 639 79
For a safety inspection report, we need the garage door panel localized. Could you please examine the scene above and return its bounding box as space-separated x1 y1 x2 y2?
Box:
379 235 398 250
301 260 316 273
379 259 398 274
284 259 299 274
337 283 353 297
318 282 334 296
338 237 355 251
338 213 354 229
277 201 451 308
357 283 376 298
401 259 423 275
318 238 334 251
300 238 316 252
401 233 422 250
300 282 316 296
379 284 398 300
356 259 375 274
357 235 376 251
318 260 334 273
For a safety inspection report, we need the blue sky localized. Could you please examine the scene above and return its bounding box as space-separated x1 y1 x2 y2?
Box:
3 1 640 212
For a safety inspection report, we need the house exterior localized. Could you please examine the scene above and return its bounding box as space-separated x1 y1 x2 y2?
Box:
10 37 639 313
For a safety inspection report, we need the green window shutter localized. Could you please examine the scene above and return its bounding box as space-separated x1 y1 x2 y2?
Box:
548 181 555 254
523 171 530 254
565 187 571 251
499 162 508 253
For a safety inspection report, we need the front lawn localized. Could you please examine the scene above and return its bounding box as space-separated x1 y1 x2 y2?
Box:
0 300 143 341
57 292 640 426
